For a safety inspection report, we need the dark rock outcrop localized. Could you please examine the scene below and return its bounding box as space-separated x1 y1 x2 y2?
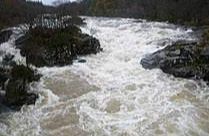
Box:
0 65 40 110
0 17 102 110
141 42 197 70
68 16 86 26
0 29 40 110
75 34 101 55
17 25 102 67
0 67 9 90
0 30 12 44
141 37 209 81
78 59 87 63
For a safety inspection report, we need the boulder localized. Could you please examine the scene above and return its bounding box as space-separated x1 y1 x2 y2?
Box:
75 34 101 55
15 34 29 47
1 65 40 110
141 42 197 69
18 25 102 67
0 68 9 90
141 41 209 81
68 16 86 26
0 30 12 44
5 79 38 110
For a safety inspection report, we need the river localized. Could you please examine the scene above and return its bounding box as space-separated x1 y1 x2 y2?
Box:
0 17 209 136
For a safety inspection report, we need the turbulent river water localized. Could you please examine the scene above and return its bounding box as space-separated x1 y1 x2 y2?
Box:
0 17 209 136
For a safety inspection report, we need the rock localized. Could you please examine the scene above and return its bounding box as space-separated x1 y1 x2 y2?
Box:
141 41 209 81
200 46 209 61
2 54 16 66
69 16 86 26
5 79 38 109
78 59 86 63
1 65 40 110
0 67 9 90
18 25 102 67
75 34 102 55
0 29 12 44
15 34 29 47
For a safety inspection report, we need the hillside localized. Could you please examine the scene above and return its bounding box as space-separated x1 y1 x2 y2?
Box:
61 0 209 26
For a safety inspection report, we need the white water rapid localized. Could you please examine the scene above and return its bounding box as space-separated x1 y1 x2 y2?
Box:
0 17 209 136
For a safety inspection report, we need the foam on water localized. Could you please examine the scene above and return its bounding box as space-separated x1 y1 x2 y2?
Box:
0 17 209 136
0 30 26 65
69 17 209 136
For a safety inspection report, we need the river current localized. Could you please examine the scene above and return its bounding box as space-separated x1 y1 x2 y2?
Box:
0 17 209 136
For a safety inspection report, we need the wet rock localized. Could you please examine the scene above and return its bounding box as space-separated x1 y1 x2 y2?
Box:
1 65 40 110
141 40 209 81
18 25 102 67
0 68 9 90
69 16 86 26
15 34 29 47
0 30 12 44
2 54 15 66
200 46 209 61
75 34 101 55
78 59 87 63
5 80 38 109
141 42 197 69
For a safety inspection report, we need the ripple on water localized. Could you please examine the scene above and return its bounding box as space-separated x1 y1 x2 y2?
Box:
0 17 208 136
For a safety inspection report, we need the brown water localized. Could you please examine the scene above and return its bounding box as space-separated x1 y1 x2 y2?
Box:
0 17 209 136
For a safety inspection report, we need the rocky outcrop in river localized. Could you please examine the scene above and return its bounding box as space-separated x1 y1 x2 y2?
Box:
0 29 12 45
4 65 40 110
16 25 102 67
0 16 102 110
0 63 40 110
141 29 209 82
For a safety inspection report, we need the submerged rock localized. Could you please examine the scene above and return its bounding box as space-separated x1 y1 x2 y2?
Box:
78 59 87 63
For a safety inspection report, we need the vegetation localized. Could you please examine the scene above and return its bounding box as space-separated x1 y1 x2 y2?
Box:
1 0 208 28
0 0 53 30
61 0 209 26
